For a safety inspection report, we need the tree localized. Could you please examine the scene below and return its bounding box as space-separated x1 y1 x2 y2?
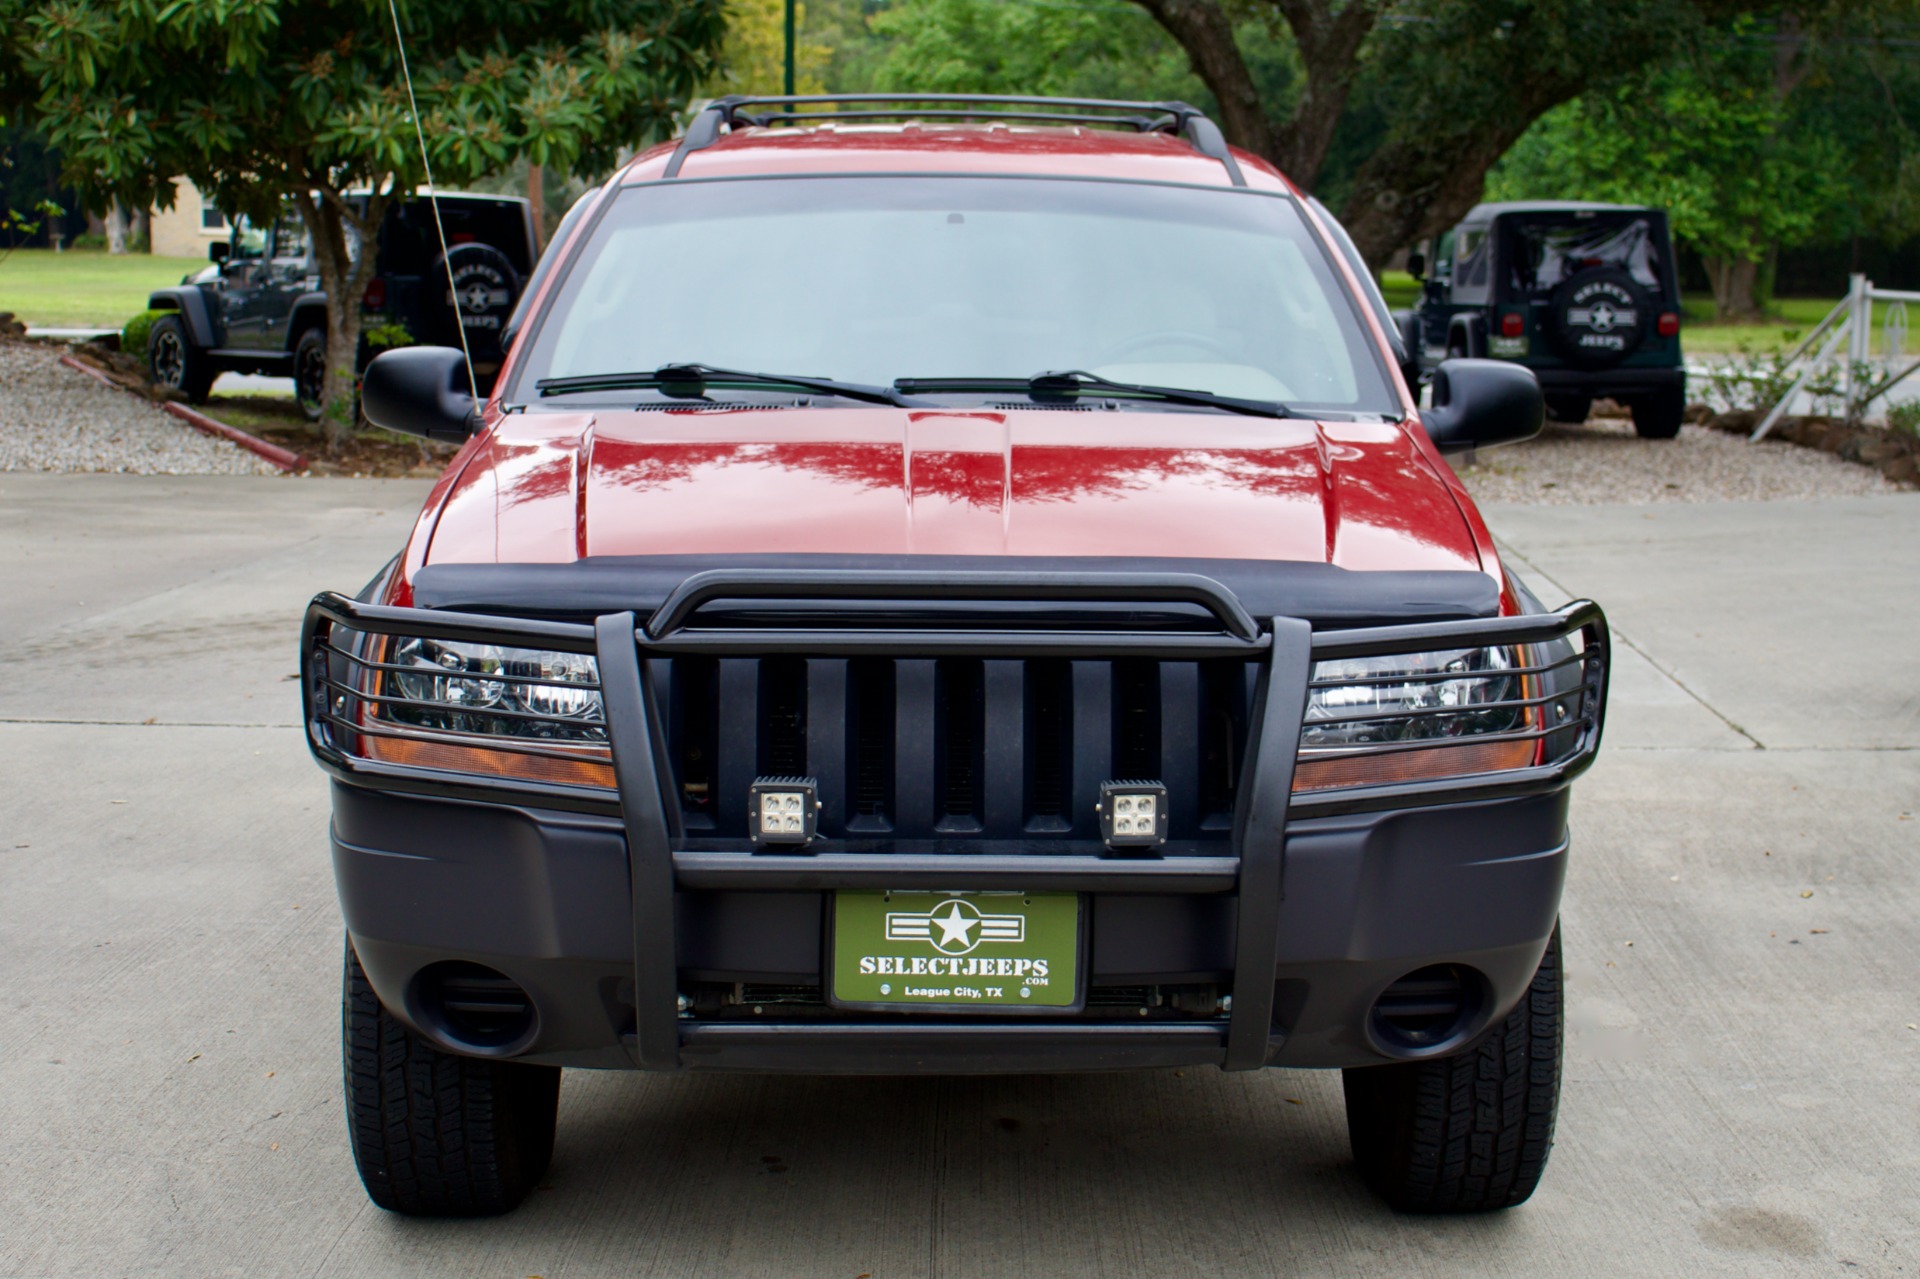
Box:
21 0 725 449
1489 8 1919 317
1131 0 1722 263
712 0 835 95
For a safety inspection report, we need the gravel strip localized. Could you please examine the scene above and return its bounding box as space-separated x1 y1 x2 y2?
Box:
1456 412 1902 505
0 341 282 476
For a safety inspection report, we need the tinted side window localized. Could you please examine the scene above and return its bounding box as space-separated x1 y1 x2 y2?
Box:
1451 227 1492 303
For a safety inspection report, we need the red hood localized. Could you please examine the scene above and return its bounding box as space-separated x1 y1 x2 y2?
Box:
418 408 1488 573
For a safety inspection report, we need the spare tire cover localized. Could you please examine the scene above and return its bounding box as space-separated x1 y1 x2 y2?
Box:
425 242 521 363
1549 267 1650 368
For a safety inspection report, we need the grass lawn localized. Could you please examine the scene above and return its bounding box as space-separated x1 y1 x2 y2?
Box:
0 248 207 328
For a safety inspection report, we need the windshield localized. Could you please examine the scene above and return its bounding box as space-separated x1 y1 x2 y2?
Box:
510 176 1397 416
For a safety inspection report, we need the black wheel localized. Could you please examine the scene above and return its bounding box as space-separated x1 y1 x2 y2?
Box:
147 313 215 402
1342 927 1562 1213
342 936 559 1216
1548 267 1650 368
1544 395 1592 424
424 241 522 366
1630 386 1684 440
293 327 326 422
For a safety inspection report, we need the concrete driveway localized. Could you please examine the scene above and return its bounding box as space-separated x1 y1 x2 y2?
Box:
2 473 1916 1278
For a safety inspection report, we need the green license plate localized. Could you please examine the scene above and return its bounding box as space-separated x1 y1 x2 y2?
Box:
830 890 1081 1010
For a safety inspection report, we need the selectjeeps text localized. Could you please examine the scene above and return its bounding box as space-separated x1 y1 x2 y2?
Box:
303 95 1610 1218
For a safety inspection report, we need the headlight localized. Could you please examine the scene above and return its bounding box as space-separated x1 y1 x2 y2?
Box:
1293 645 1542 791
361 637 614 788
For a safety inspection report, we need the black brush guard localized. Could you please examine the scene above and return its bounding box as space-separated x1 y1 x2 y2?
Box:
303 569 1608 1072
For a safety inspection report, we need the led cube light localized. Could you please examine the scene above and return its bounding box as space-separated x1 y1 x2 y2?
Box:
1097 780 1168 849
749 776 820 846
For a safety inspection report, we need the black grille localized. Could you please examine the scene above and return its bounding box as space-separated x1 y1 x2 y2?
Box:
656 655 1256 844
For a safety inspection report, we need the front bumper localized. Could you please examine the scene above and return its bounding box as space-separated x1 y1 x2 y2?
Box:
335 782 1569 1072
304 566 1607 1074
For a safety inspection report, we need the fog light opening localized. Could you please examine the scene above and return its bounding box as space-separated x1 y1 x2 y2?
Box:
413 961 538 1052
1368 963 1485 1056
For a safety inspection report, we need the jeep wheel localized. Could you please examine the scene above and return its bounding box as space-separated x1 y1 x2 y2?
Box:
1544 395 1592 424
1549 267 1651 368
293 328 327 422
342 936 559 1216
425 242 522 370
1342 926 1562 1213
1630 386 1685 440
147 314 215 403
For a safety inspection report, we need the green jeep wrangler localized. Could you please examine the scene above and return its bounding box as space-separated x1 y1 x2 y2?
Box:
1399 201 1686 439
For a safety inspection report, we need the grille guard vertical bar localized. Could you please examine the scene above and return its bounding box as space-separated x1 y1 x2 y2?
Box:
595 613 681 1070
1224 617 1311 1071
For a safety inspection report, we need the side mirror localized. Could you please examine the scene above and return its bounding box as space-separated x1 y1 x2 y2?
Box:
1405 251 1426 281
1421 359 1541 455
361 346 477 442
208 241 230 265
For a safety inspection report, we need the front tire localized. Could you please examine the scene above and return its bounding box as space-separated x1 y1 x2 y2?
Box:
147 313 215 403
293 327 326 422
342 937 560 1216
1342 927 1562 1213
1630 386 1685 439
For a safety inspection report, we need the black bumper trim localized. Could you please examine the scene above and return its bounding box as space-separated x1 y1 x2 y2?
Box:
671 851 1240 893
672 1020 1229 1073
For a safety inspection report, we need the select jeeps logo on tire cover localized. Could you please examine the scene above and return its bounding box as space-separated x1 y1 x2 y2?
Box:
1565 279 1639 353
446 262 512 333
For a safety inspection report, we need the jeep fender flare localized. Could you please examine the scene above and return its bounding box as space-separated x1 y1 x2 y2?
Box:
285 294 329 352
1446 313 1487 360
146 288 218 348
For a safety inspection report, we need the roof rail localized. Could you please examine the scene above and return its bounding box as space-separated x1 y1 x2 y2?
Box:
662 94 1247 187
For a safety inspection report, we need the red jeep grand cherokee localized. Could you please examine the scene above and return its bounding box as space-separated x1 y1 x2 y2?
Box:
303 95 1609 1218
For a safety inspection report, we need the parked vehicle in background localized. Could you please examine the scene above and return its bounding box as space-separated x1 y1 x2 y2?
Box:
1401 202 1686 438
302 94 1611 1220
144 193 535 417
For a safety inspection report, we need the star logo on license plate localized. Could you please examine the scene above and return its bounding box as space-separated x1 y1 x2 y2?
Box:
885 899 1024 956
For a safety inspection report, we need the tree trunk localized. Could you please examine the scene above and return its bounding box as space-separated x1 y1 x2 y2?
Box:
1704 255 1763 321
1338 121 1542 267
105 200 128 255
294 187 391 455
1132 0 1273 160
527 163 547 254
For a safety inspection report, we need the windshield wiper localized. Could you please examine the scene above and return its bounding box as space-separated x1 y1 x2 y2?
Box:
893 371 1291 419
536 363 930 408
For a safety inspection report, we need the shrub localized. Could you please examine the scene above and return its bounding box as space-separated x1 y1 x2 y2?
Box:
1886 400 1920 438
121 308 168 354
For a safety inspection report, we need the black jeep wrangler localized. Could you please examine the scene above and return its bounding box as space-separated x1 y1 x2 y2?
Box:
1399 202 1687 439
145 193 536 416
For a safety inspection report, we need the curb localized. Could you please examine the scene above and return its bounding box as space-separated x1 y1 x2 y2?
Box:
58 354 308 474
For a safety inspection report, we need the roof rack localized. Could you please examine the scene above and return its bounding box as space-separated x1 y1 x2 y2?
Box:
663 94 1247 187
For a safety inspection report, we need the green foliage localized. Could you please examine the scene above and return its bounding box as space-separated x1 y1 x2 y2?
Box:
363 319 415 351
22 0 726 221
712 0 835 95
120 305 165 353
0 194 61 263
1886 400 1920 437
864 0 1201 102
1489 18 1848 268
